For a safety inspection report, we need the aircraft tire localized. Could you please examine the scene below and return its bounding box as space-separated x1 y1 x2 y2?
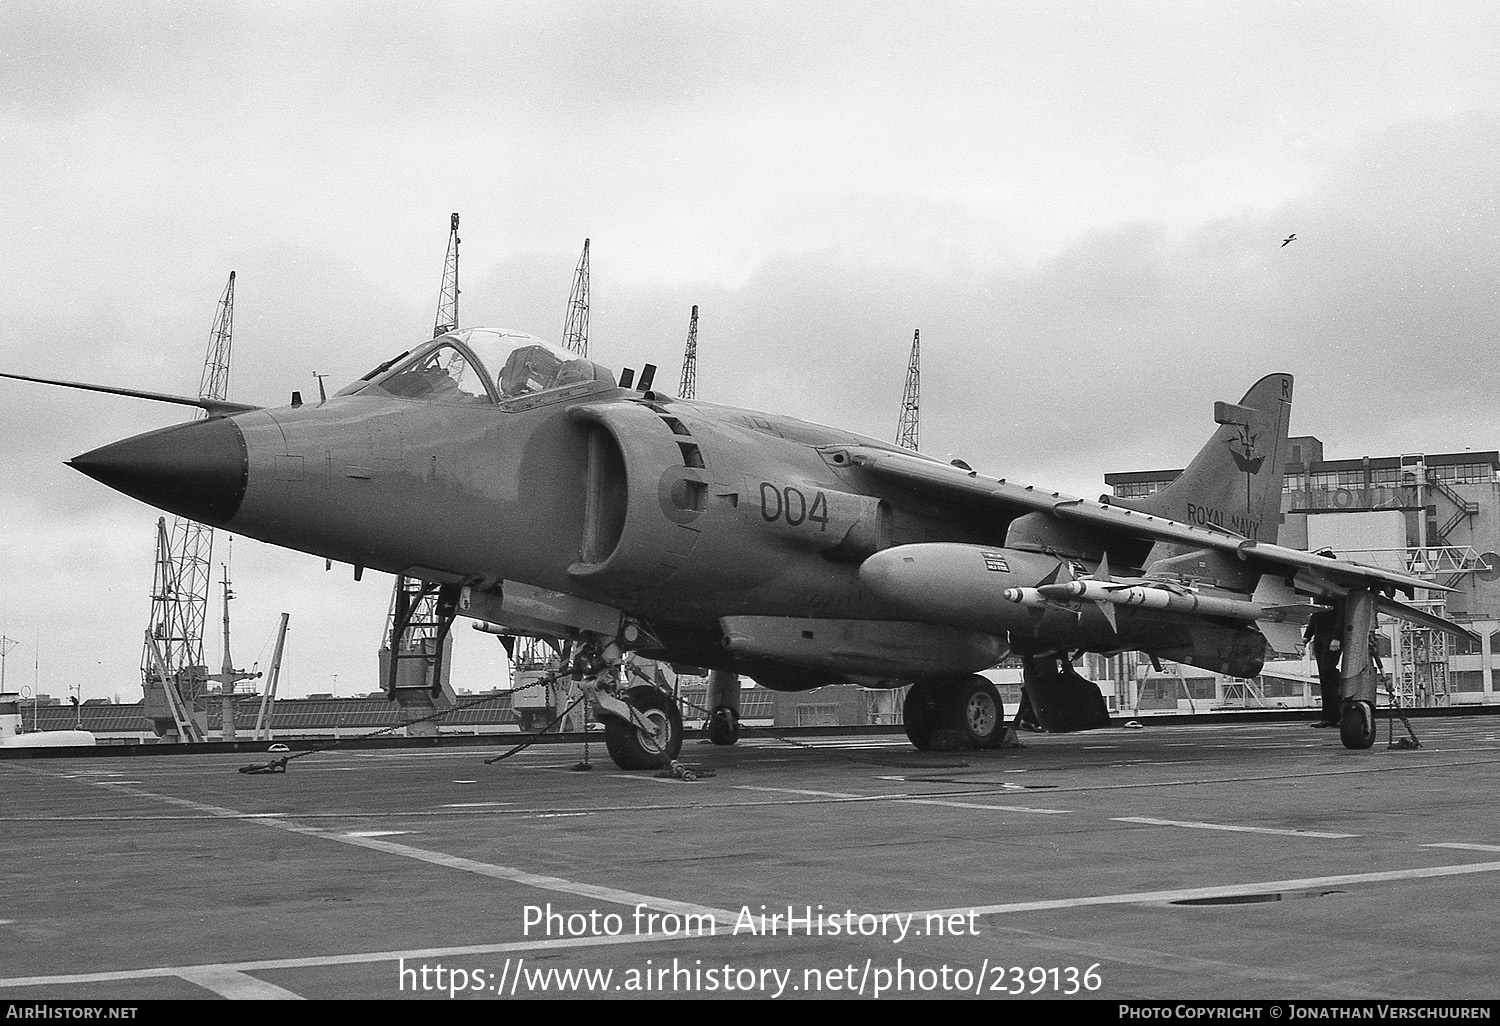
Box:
604 685 684 770
951 675 1007 748
706 705 740 746
903 682 941 751
1339 700 1376 750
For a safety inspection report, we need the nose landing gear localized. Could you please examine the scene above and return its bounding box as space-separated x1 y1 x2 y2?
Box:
569 639 684 770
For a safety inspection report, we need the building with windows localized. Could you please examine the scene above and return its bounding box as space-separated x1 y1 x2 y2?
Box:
1099 438 1500 713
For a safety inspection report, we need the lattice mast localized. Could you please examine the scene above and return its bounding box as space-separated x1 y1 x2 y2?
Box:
433 213 460 337
385 216 463 680
896 328 920 450
505 241 591 717
678 305 699 399
562 238 590 356
139 272 235 739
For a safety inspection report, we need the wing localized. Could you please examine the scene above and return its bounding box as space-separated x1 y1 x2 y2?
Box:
837 444 1476 644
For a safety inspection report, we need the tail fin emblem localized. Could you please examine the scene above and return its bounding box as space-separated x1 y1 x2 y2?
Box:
1227 426 1264 475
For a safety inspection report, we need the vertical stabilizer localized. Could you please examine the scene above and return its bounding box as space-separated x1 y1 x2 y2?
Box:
1116 373 1293 543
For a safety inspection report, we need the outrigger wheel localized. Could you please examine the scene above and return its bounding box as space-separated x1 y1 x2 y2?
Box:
604 684 684 770
706 705 740 746
1340 699 1377 751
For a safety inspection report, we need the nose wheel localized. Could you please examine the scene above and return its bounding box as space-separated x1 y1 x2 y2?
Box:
603 684 684 769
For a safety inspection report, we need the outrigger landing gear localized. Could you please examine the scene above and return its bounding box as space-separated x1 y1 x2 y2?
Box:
604 685 684 770
1340 700 1376 751
1337 589 1379 751
569 639 684 770
704 669 742 746
902 675 1010 751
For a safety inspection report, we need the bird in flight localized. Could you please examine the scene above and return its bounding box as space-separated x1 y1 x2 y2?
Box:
1281 234 1297 247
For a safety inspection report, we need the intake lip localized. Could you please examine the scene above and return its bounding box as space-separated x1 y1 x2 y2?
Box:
69 416 249 526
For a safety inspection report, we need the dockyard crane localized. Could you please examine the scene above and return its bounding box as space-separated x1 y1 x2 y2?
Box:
679 305 699 399
139 272 236 741
503 239 595 731
563 238 590 357
381 215 463 719
896 329 920 451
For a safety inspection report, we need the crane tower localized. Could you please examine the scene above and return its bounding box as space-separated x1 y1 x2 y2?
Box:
432 213 460 336
679 305 699 399
562 239 590 356
896 329 920 450
380 216 462 723
139 271 236 741
509 243 595 731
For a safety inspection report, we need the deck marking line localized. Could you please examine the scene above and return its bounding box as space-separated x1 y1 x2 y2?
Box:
915 859 1500 918
15 766 741 928
177 966 305 1000
1423 842 1500 853
1113 816 1358 838
8 862 1500 994
0 927 740 991
733 786 862 798
343 830 412 838
915 799 1070 815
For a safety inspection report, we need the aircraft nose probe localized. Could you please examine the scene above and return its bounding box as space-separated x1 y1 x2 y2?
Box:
67 416 250 527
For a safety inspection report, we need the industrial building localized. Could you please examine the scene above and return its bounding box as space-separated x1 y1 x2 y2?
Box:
1098 437 1500 714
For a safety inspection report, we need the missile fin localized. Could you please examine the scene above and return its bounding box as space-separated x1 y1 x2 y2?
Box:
1094 600 1118 632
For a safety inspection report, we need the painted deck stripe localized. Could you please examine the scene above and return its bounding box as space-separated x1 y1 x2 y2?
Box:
8 860 1500 994
342 830 412 838
735 780 1068 816
915 860 1500 918
28 768 741 927
1423 842 1500 853
177 966 305 1000
0 927 727 990
733 786 861 798
1113 816 1357 838
914 799 1070 815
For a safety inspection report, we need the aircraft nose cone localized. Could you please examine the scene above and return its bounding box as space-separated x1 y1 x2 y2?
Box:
69 416 249 526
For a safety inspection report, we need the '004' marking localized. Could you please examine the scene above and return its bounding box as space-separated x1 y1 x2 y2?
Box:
759 482 830 531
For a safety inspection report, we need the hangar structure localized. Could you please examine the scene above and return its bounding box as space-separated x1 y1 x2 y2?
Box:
1099 437 1500 714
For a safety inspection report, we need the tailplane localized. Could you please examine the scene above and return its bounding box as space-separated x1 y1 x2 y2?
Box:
1114 373 1292 543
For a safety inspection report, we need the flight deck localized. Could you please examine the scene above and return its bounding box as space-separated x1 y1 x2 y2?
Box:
3 716 1500 1002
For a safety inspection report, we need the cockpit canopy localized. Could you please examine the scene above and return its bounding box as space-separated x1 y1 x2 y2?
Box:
344 328 615 406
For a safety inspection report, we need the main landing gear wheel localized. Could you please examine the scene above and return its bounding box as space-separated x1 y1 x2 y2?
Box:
1340 700 1376 751
604 685 684 770
951 675 1006 748
903 676 1007 751
706 705 740 746
903 682 941 751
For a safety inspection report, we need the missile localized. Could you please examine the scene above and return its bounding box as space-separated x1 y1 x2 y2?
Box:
1000 587 1052 608
1030 579 1278 622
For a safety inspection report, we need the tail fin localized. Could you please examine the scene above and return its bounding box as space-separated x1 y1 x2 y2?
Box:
1116 373 1292 543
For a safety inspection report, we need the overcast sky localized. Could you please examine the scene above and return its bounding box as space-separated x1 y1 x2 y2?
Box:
2 1 1497 705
